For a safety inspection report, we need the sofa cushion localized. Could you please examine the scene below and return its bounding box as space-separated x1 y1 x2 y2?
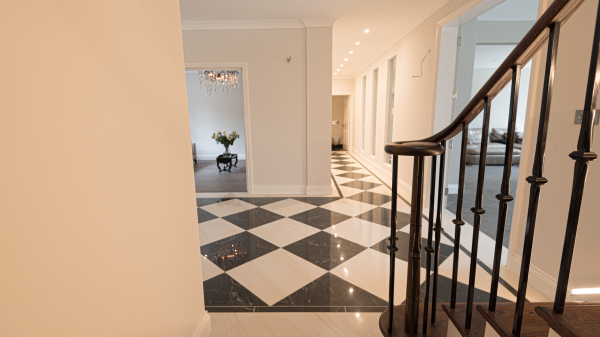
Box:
490 128 507 141
466 143 521 155
468 128 483 143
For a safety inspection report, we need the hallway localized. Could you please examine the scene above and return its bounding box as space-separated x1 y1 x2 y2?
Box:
198 151 549 336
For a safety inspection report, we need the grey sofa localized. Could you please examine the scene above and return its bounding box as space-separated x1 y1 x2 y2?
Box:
466 128 522 165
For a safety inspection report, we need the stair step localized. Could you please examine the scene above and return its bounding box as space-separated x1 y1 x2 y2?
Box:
535 304 600 337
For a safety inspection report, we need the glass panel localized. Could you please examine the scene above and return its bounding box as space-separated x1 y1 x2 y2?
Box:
386 57 396 164
361 76 367 151
371 69 379 156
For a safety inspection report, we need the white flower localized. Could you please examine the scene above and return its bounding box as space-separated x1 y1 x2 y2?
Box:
217 131 221 135
228 135 232 140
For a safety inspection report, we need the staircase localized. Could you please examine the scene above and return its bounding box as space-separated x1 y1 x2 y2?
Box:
378 0 600 336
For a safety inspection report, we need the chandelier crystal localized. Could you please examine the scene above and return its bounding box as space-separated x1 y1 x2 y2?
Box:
198 70 240 97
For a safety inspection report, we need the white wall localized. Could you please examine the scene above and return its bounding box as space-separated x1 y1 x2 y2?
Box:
0 1 207 336
332 79 355 94
509 0 600 301
183 26 332 194
186 71 246 159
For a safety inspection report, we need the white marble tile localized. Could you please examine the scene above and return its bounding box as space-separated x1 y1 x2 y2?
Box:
351 168 373 175
332 164 343 169
249 218 320 247
199 218 245 245
201 257 224 281
260 199 317 217
333 176 356 185
330 249 427 305
227 249 327 306
281 312 381 337
331 168 350 176
209 313 254 337
321 198 378 217
380 198 412 214
337 185 365 197
324 218 390 247
365 326 384 337
201 199 257 217
220 313 308 337
366 185 392 196
356 175 383 184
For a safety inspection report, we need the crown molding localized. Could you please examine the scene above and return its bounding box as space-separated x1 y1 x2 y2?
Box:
182 18 337 31
300 18 338 28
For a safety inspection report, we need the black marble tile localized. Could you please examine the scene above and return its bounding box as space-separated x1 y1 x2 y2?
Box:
290 197 342 207
283 231 367 270
344 306 387 312
335 172 371 179
203 273 268 307
356 207 412 228
256 306 348 312
289 207 352 230
222 207 284 230
197 208 218 224
332 160 357 165
418 274 513 304
333 166 363 172
340 180 382 190
200 232 279 271
236 197 290 207
197 198 234 207
346 191 391 206
206 306 256 313
274 273 387 307
370 231 454 268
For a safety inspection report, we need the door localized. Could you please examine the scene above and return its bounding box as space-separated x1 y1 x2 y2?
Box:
342 96 349 150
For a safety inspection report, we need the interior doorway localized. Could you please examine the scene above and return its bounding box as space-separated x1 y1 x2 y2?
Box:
185 68 250 193
332 95 351 151
434 0 539 249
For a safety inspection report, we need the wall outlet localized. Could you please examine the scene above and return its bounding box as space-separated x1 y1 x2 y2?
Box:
574 110 599 125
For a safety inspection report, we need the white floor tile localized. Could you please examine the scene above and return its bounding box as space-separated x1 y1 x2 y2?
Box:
199 218 245 245
249 218 320 247
324 218 390 247
333 176 357 185
209 313 254 337
366 185 392 196
321 198 378 217
281 312 381 337
260 199 317 217
202 257 224 281
337 185 366 197
201 199 257 217
227 249 327 306
220 313 308 337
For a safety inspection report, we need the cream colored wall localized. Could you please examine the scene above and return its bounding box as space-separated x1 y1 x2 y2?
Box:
332 79 355 94
0 1 206 336
509 0 600 301
349 0 473 198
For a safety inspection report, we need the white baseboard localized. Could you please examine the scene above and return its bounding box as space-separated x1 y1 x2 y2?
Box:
447 184 458 195
510 254 557 300
306 185 333 195
252 185 306 194
192 311 211 337
350 150 412 202
197 154 246 160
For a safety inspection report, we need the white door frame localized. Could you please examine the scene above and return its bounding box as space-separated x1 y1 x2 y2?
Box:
185 62 254 194
333 92 354 152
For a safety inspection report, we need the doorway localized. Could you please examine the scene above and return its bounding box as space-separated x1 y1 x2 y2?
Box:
434 0 539 249
332 95 350 151
185 68 250 194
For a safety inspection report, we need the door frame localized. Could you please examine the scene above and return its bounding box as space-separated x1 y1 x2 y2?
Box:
185 62 254 194
332 92 354 152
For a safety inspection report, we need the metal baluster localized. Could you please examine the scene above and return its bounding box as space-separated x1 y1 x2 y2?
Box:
423 156 437 334
387 155 400 333
451 122 469 309
409 156 425 337
489 64 522 312
432 140 446 324
510 23 561 336
554 1 600 314
465 97 492 329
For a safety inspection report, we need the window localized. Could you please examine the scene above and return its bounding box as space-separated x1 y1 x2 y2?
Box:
370 68 379 156
361 76 367 151
385 57 396 164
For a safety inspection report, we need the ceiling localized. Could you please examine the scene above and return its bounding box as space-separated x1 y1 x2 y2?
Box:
179 0 451 79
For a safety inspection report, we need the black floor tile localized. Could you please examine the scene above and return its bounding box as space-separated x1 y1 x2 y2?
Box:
289 207 352 230
370 231 454 268
335 172 371 179
418 274 512 304
274 272 387 307
333 166 363 172
346 191 391 206
283 231 367 270
222 207 284 230
356 207 412 228
291 197 342 207
340 180 382 190
203 273 268 307
197 198 234 207
332 160 357 165
201 231 279 271
236 197 290 207
197 208 218 224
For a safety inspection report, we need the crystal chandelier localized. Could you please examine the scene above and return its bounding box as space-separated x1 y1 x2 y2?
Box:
198 70 240 97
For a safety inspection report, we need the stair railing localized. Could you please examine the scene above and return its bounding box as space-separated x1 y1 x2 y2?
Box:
379 0 593 335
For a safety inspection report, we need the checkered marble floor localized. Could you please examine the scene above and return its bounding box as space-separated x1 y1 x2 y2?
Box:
197 151 548 313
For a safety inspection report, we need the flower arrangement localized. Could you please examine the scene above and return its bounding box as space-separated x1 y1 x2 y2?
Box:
211 130 240 155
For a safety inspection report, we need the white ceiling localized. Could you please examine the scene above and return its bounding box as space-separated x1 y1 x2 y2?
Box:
477 0 538 21
179 0 452 79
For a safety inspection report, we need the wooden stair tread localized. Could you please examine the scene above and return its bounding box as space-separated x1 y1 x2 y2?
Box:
441 303 488 337
475 302 553 337
379 303 449 336
535 304 600 337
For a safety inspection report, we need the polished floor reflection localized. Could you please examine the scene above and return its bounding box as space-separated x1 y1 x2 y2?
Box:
198 151 549 313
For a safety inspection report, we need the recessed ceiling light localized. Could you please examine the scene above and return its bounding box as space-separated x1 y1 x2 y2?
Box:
334 73 337 75
344 58 348 61
340 64 344 67
355 42 360 45
337 69 340 71
572 288 600 295
349 288 353 293
364 29 370 33
356 313 360 318
349 51 354 54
